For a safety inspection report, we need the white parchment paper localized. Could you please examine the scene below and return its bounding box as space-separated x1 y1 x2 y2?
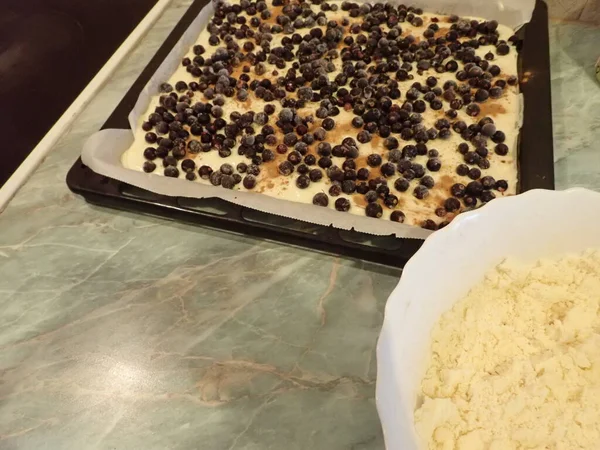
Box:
81 0 535 240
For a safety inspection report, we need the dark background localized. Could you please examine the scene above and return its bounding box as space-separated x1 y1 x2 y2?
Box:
0 0 158 187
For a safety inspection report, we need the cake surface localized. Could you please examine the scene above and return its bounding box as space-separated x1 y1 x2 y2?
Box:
122 0 520 230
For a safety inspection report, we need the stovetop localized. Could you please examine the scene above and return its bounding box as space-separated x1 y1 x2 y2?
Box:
0 0 159 188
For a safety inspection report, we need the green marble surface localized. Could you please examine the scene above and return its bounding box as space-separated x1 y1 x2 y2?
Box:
0 2 599 448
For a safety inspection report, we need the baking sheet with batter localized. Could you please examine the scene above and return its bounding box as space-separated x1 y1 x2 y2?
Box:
81 0 535 240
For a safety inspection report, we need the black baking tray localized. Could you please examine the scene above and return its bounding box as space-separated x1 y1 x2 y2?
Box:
67 0 554 268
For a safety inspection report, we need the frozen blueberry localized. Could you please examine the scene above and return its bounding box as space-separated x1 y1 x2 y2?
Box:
420 176 435 188
380 163 396 177
309 169 323 182
243 174 257 189
296 175 310 189
426 158 441 172
143 161 156 173
451 183 466 197
209 171 222 186
356 168 369 181
365 190 379 203
329 184 342 197
393 178 409 192
181 159 196 173
444 197 461 212
455 164 468 176
322 118 335 130
278 161 294 175
384 195 399 209
413 185 429 200
466 181 484 197
198 165 213 179
365 202 383 218
318 157 332 169
468 168 481 180
313 193 329 207
495 179 508 192
495 143 509 156
220 175 235 189
421 219 438 230
390 210 405 223
367 154 382 167
335 198 351 212
481 176 496 189
342 180 356 194
164 166 179 178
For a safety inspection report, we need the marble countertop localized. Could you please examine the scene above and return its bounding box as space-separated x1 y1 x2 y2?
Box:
0 2 599 448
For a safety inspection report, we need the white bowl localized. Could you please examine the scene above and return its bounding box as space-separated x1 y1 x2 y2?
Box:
375 188 600 450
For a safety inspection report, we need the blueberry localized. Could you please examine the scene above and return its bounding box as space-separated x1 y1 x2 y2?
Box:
367 154 382 167
181 159 196 173
296 175 310 189
352 117 364 128
242 175 257 189
495 179 508 192
420 176 435 189
421 219 438 230
329 184 342 197
481 190 496 202
342 180 356 194
145 132 158 143
380 163 396 177
318 157 332 169
335 198 351 212
262 149 275 162
365 202 383 218
278 161 294 175
451 183 466 197
413 185 429 199
357 131 371 144
426 158 441 172
247 164 261 176
322 118 335 130
455 164 469 176
492 131 506 143
287 151 302 165
297 164 309 175
444 197 461 212
209 171 222 186
143 147 157 160
353 167 367 180
313 193 329 207
481 176 496 189
384 195 399 208
163 155 177 167
466 181 484 197
143 161 156 173
159 83 173 93
495 143 509 156
365 190 379 203
197 165 212 179
496 43 510 56
466 104 480 116
468 168 481 180
186 172 197 181
309 169 323 182
164 166 179 178
390 210 405 222
394 177 409 192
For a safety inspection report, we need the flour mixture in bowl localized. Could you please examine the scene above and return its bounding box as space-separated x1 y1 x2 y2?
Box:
123 0 520 230
415 251 600 449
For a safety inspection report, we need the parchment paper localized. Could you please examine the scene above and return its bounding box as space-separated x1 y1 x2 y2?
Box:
81 0 535 241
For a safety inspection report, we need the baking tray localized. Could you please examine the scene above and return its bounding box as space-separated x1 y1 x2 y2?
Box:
67 0 554 268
